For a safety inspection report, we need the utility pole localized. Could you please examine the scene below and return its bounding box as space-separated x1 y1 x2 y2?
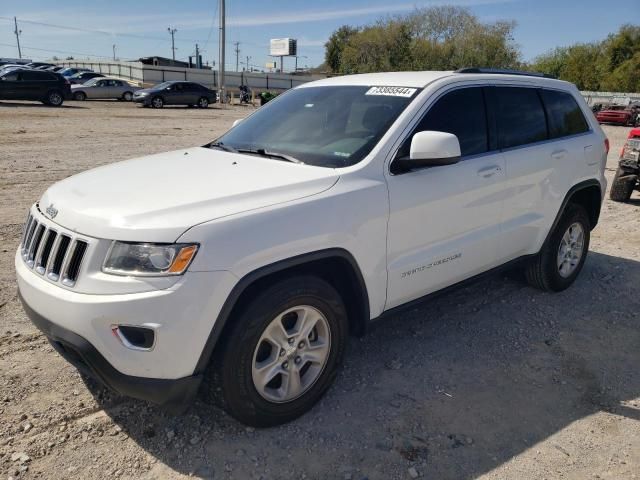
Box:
233 41 240 72
13 17 22 59
167 27 177 63
245 56 251 72
112 44 116 61
194 43 201 68
218 0 225 103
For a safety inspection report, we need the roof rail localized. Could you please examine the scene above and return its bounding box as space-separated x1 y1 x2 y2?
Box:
455 68 556 79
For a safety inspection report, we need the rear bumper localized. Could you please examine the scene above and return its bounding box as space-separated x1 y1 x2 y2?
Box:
19 290 202 411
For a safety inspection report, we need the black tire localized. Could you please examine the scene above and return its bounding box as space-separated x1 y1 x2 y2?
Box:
45 90 64 106
609 167 635 202
73 91 86 101
525 204 590 292
205 276 348 427
197 97 209 108
151 96 164 108
122 91 133 102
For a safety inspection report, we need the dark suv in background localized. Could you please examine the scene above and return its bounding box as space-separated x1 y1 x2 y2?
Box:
133 81 217 108
0 69 71 106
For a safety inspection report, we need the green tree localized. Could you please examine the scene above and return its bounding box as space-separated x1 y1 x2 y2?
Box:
324 6 520 74
531 24 640 92
324 26 360 73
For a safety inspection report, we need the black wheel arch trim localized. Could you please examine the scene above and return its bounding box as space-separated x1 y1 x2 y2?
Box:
193 248 370 375
543 179 602 248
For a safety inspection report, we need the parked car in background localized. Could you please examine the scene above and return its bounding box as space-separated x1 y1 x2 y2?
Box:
71 77 140 101
596 104 640 126
610 127 640 202
133 81 216 108
0 64 28 73
59 67 92 77
24 62 54 69
44 66 64 72
68 72 105 84
0 69 70 106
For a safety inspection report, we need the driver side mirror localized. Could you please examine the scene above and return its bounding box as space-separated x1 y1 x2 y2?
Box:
393 131 461 173
232 119 242 127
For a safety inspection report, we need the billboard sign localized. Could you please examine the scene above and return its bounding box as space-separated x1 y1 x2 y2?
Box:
270 38 297 56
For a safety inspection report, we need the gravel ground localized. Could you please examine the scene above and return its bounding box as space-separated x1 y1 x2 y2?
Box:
0 100 639 480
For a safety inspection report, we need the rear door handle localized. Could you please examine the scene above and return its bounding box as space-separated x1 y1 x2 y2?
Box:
477 165 502 178
551 149 568 160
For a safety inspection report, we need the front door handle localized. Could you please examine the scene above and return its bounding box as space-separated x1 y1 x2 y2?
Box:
477 165 502 178
551 149 568 160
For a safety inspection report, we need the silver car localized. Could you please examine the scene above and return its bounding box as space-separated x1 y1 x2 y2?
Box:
71 78 140 101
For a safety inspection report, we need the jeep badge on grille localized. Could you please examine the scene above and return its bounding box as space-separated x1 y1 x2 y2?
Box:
45 204 58 219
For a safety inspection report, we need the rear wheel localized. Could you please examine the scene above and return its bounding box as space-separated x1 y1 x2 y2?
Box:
73 91 86 101
151 96 164 108
122 91 133 101
610 167 635 202
45 90 64 106
197 97 209 108
206 276 348 427
525 204 590 292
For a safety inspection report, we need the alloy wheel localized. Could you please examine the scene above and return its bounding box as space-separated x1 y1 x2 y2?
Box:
251 305 331 403
557 222 585 278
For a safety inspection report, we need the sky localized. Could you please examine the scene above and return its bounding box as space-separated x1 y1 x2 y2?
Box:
1 0 638 71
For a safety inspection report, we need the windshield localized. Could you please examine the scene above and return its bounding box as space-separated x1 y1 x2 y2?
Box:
213 85 420 168
83 78 99 86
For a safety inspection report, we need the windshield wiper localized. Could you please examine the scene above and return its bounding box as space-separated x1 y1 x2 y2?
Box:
208 142 238 153
237 148 304 164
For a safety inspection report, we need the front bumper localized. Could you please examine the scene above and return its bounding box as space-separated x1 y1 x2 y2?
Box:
133 95 151 105
19 291 201 411
16 247 237 378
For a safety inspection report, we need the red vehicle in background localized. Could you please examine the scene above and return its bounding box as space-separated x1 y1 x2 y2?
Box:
596 104 640 126
610 127 640 202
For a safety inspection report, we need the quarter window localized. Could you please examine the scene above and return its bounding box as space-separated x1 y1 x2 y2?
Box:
540 89 589 138
398 87 489 158
493 87 547 149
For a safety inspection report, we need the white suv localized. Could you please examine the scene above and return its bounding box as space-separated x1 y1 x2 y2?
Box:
16 69 608 427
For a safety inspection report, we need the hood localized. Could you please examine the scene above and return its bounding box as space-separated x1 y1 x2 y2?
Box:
134 88 155 95
40 147 339 242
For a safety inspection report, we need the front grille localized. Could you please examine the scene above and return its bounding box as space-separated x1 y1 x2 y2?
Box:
20 210 89 288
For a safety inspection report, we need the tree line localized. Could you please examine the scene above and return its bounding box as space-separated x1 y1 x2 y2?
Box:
322 6 639 93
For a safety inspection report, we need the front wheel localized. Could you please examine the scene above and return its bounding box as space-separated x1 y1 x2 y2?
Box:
525 204 590 292
206 276 348 427
73 91 86 101
610 167 635 202
197 97 209 108
151 96 163 108
45 90 64 106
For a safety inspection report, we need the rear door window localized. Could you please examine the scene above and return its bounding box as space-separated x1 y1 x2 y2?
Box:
492 87 547 149
540 89 589 138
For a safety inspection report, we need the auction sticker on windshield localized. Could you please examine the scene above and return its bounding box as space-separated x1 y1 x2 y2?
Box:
365 86 417 97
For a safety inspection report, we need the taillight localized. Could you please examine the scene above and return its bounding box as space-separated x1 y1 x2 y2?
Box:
604 138 609 155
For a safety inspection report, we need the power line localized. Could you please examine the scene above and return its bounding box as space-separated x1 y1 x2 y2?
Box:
0 16 200 44
0 42 113 59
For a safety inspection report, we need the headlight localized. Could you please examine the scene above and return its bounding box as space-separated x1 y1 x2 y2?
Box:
103 242 198 276
137 91 149 96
